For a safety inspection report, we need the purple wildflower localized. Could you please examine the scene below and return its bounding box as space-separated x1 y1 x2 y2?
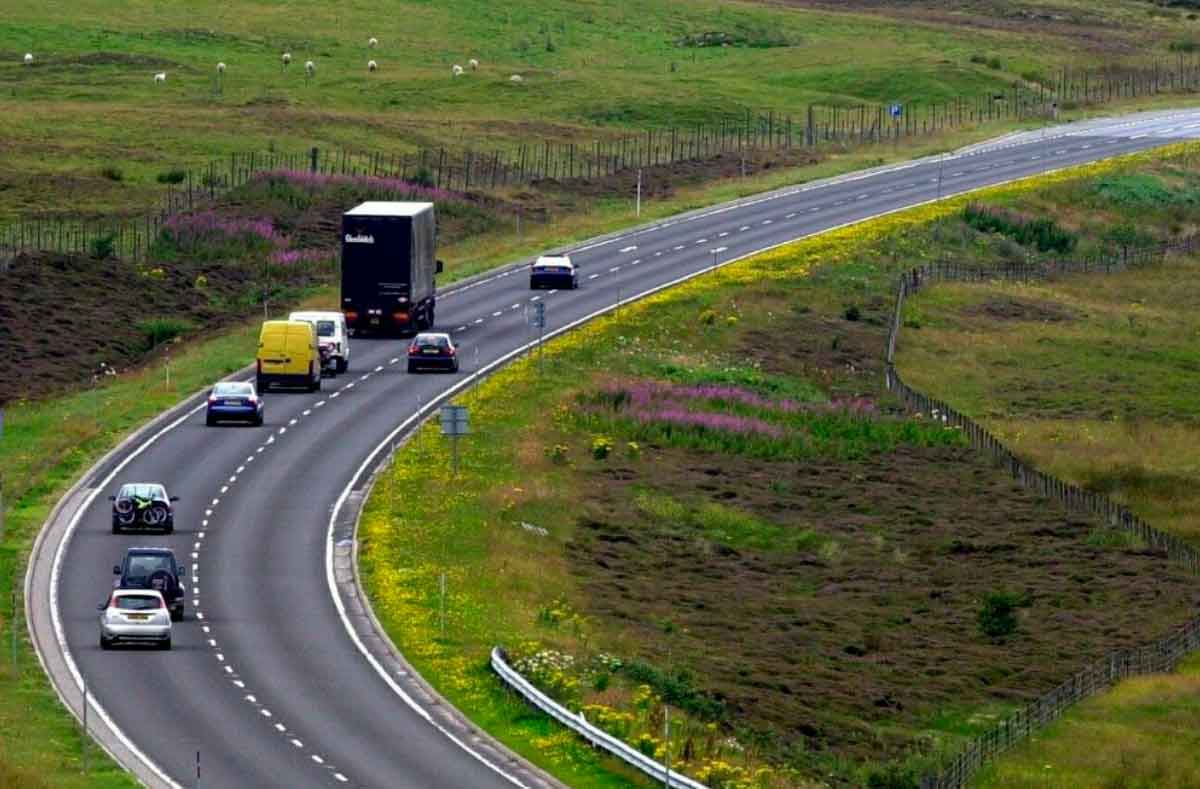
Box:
162 210 284 247
257 169 465 203
630 406 786 438
270 248 331 266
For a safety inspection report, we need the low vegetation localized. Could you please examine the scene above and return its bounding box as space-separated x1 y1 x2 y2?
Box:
359 145 1200 787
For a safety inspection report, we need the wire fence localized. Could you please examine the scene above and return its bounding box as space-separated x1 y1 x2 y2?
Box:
4 54 1200 266
882 236 1200 788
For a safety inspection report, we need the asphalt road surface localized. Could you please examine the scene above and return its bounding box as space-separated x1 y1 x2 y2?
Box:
46 109 1200 788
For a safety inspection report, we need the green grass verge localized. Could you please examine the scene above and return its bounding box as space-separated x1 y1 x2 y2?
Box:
362 144 1200 788
0 288 344 786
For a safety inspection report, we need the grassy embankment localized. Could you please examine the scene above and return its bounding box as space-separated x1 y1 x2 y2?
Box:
0 0 1192 218
358 144 1200 788
895 158 1200 786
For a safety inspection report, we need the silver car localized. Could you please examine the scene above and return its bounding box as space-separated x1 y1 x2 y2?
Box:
98 589 172 650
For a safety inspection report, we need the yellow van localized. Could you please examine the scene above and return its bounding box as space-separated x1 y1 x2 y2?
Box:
256 320 321 392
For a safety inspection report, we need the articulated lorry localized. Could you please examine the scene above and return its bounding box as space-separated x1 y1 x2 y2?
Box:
340 201 442 335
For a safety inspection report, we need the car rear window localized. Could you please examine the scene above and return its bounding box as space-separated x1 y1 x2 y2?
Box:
214 383 253 396
115 595 161 611
119 484 165 500
126 555 173 578
417 335 450 349
316 320 336 337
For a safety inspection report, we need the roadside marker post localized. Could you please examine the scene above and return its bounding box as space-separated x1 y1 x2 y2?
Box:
636 168 642 217
529 302 546 371
440 404 469 478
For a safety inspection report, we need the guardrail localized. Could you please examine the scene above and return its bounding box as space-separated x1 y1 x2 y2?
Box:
490 647 708 789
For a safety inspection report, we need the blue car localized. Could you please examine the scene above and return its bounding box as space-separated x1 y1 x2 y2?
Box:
205 381 264 426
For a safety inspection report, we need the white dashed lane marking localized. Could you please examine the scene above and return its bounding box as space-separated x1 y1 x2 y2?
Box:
609 266 620 273
492 311 502 317
672 245 685 251
530 296 541 301
311 755 324 765
718 231 729 237
588 273 600 280
473 318 484 324
619 245 637 252
291 739 304 749
761 219 773 225
739 225 750 231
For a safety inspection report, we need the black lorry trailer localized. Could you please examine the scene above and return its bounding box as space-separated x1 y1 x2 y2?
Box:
340 201 442 335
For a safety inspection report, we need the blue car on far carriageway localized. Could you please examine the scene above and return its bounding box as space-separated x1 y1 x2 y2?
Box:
205 381 264 426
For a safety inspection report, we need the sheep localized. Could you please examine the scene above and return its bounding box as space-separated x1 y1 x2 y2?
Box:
216 61 226 74
468 58 479 71
281 52 292 66
305 60 315 76
368 37 378 48
154 72 167 83
367 59 378 72
23 53 33 65
451 64 464 76
509 74 524 83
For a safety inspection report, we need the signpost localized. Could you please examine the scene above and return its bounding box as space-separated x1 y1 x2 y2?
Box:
440 404 470 477
529 301 546 370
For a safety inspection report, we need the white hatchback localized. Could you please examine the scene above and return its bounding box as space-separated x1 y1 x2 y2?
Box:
289 310 351 373
98 589 172 650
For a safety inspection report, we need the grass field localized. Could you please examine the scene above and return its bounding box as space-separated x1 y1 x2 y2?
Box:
0 0 1191 217
892 154 1200 785
358 147 1200 788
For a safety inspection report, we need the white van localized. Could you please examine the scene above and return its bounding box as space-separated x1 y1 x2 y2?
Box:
288 311 351 373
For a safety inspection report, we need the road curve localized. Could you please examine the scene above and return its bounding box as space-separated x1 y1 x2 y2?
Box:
28 108 1200 788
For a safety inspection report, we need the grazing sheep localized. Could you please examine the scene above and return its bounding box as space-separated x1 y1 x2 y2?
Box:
154 72 167 83
368 37 378 48
305 60 315 75
367 59 378 72
451 64 464 76
23 53 33 65
468 58 479 71
216 62 226 74
281 52 292 66
509 74 523 83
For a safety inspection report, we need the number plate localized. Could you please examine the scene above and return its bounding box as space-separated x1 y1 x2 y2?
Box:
127 613 150 621
423 348 439 355
370 318 381 325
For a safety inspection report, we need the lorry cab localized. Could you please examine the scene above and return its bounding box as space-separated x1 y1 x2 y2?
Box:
256 320 321 392
288 310 351 374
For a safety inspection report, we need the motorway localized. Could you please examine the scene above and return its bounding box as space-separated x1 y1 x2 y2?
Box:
30 108 1200 788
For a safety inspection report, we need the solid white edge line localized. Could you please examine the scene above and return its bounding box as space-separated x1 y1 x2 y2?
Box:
36 116 1190 787
324 138 1182 789
49 403 213 789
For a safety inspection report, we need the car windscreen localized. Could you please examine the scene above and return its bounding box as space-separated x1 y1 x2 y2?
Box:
115 595 162 611
214 383 253 396
125 555 173 580
316 320 336 337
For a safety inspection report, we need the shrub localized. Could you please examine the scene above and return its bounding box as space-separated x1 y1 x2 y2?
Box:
987 56 1002 70
963 203 1077 253
137 317 193 351
545 443 569 464
411 167 435 188
843 305 861 322
90 232 117 260
100 165 123 182
626 440 641 459
978 591 1020 638
591 435 613 460
698 308 717 325
157 169 187 184
1170 37 1200 53
592 673 611 692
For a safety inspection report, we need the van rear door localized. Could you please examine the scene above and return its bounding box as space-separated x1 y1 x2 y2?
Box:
285 324 315 376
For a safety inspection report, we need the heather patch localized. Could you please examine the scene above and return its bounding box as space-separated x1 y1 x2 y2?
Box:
578 378 960 460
